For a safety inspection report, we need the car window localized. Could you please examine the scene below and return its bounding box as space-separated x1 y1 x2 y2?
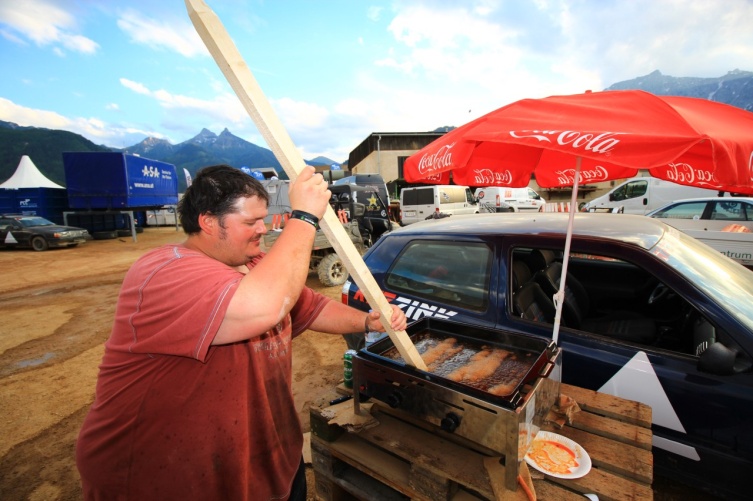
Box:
710 201 751 221
652 201 707 219
386 241 491 310
509 246 729 359
403 188 433 205
612 180 648 201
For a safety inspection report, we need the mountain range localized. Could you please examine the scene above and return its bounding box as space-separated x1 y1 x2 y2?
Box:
2 69 752 191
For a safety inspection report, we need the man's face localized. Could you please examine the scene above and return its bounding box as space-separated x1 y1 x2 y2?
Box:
212 196 268 266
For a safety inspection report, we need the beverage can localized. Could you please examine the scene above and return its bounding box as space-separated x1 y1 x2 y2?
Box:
343 349 356 388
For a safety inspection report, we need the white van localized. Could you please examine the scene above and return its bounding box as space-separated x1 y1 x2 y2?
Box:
474 186 546 212
400 185 477 225
583 177 720 215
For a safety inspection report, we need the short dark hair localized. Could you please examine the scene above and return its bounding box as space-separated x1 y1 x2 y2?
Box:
178 164 269 234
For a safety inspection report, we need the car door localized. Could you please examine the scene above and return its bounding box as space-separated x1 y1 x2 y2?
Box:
501 240 753 497
610 179 650 214
1 220 28 248
707 199 753 231
0 218 11 248
401 187 435 224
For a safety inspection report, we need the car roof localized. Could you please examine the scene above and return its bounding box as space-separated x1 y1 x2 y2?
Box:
658 197 753 203
329 183 375 194
390 213 667 250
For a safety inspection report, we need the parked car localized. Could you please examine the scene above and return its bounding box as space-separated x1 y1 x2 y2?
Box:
647 197 753 266
341 213 753 500
0 214 90 251
583 176 720 214
474 186 546 212
399 185 478 225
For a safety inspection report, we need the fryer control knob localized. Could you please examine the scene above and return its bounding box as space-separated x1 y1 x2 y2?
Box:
440 412 461 433
386 391 402 408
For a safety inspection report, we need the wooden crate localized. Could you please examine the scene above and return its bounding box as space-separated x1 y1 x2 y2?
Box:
310 383 653 501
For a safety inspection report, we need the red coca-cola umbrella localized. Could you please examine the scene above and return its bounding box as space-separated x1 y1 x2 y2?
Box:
404 89 753 343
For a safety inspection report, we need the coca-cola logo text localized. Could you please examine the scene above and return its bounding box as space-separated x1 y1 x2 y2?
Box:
417 143 455 176
555 165 609 185
472 169 513 185
664 162 717 185
749 151 753 181
509 130 623 154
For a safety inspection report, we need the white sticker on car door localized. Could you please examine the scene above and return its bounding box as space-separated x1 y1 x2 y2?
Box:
598 351 700 461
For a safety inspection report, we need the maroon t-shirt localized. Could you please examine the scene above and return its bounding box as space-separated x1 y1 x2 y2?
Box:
76 244 330 500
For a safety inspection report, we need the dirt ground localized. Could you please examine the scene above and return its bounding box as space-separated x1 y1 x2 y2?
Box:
0 227 347 501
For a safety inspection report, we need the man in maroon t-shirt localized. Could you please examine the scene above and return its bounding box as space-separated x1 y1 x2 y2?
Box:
76 165 406 500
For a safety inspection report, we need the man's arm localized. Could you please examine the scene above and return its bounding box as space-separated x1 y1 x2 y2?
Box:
307 301 407 336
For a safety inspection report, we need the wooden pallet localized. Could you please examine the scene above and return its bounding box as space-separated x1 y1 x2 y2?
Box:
310 383 652 501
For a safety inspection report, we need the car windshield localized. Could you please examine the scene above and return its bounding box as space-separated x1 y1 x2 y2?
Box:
17 217 55 227
651 226 753 331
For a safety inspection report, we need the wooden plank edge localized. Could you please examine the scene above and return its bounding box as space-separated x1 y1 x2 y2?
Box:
567 406 653 451
561 383 652 428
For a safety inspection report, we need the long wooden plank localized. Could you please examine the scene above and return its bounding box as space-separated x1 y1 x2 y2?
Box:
184 0 427 370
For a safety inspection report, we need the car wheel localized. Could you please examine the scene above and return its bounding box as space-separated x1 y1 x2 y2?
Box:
318 253 347 287
92 231 117 240
31 236 49 251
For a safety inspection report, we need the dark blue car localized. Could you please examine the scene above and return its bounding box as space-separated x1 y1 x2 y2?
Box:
341 212 753 500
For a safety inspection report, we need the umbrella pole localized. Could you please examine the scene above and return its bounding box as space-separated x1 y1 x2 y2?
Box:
551 156 582 345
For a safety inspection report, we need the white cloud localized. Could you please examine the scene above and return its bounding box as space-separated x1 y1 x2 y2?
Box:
0 0 98 54
272 97 330 131
367 6 383 22
119 78 248 124
117 76 340 156
116 9 207 58
120 78 150 95
0 97 154 147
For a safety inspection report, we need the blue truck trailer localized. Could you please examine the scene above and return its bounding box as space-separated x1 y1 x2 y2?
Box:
63 152 178 209
62 152 179 239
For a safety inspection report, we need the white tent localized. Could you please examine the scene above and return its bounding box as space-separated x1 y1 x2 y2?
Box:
0 155 64 189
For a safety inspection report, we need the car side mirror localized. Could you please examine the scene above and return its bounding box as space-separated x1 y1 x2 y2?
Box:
352 203 366 218
698 342 737 375
608 193 616 201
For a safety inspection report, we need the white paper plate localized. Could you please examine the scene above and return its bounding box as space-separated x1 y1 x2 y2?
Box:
524 431 592 479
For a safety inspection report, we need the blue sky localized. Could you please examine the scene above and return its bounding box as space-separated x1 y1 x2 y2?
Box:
1 0 752 164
